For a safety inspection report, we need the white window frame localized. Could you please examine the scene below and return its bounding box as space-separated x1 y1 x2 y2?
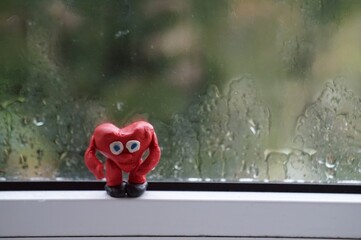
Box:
0 190 361 239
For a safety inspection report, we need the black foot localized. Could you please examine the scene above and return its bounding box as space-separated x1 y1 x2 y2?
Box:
105 182 126 198
126 182 148 197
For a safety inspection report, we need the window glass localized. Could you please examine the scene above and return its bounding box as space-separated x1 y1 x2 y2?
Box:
1 0 361 183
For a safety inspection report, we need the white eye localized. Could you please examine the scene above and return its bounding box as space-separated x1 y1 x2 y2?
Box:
126 140 141 153
109 141 123 155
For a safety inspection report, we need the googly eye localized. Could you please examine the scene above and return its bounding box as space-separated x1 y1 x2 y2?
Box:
109 141 123 155
126 140 141 153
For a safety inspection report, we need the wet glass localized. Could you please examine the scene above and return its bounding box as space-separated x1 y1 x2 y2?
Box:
1 0 361 183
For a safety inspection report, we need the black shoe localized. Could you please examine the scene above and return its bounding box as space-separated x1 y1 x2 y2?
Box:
126 182 148 197
105 182 126 198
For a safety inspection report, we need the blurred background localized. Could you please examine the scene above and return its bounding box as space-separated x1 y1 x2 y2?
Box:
1 0 361 183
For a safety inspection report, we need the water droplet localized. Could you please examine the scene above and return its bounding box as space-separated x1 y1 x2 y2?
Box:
247 163 259 178
325 154 336 168
3 148 11 158
288 151 306 171
248 119 260 135
54 138 61 146
114 29 130 39
174 164 181 171
326 168 336 180
21 117 29 126
19 154 28 169
19 134 27 145
33 115 45 126
36 149 44 161
264 150 288 180
225 131 234 141
65 159 72 167
293 135 304 147
316 155 325 165
116 101 124 111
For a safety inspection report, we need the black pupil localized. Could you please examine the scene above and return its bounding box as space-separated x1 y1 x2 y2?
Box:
131 143 137 149
113 145 121 151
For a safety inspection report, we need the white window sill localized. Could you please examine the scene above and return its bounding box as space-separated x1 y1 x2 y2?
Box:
0 190 361 239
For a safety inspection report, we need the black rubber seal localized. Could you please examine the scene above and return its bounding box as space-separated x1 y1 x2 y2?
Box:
0 181 360 194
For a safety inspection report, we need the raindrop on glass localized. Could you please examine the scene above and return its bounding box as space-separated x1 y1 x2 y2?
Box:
114 29 130 39
326 168 336 180
248 119 260 135
325 154 336 168
116 101 124 111
32 115 45 127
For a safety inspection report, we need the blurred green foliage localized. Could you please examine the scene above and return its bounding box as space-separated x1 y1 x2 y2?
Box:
1 0 361 182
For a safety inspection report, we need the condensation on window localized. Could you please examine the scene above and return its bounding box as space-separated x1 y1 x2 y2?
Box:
1 0 361 183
